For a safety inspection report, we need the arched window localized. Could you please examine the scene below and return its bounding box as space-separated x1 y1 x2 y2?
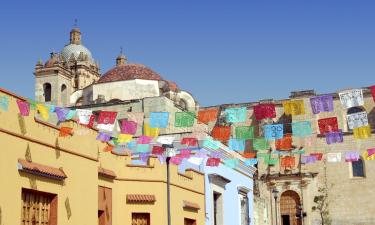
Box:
43 83 51 102
347 106 366 131
352 157 365 178
61 84 67 104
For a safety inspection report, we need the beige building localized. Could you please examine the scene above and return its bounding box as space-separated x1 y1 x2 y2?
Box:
0 87 205 225
203 89 375 225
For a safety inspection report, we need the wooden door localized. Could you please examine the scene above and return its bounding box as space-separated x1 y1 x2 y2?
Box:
132 213 150 225
280 191 301 225
21 189 56 225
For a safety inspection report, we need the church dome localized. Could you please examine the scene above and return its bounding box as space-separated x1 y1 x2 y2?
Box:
61 44 93 62
98 64 163 83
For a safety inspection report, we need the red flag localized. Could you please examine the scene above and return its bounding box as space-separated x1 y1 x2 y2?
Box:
281 156 295 168
97 111 117 125
152 146 165 155
318 117 338 135
370 85 375 102
253 104 276 120
198 109 219 124
275 134 292 150
310 153 323 160
181 137 198 146
206 158 220 167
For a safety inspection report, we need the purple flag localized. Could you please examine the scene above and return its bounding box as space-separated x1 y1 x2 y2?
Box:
55 107 70 122
301 155 317 164
137 135 153 144
310 95 334 114
139 153 150 163
345 152 359 162
96 132 112 142
325 130 343 144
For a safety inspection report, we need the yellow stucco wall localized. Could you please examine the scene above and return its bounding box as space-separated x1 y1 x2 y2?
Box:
0 88 205 225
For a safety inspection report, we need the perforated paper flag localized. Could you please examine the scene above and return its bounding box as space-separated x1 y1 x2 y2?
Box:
363 150 375 161
346 111 368 129
188 157 204 166
228 139 245 151
179 149 191 158
144 123 159 138
170 156 183 165
292 121 312 137
137 135 153 144
244 158 258 166
318 117 338 135
206 158 220 167
327 153 342 162
325 130 343 144
175 112 195 127
96 132 112 142
281 156 295 168
0 96 9 111
59 127 73 137
370 85 375 102
16 100 30 116
152 146 165 155
139 153 150 163
98 111 117 125
36 104 49 120
136 144 150 153
367 148 375 157
253 104 276 120
198 108 218 124
339 89 364 108
223 158 239 168
55 107 70 122
283 100 305 115
310 95 334 114
150 112 169 128
76 109 92 125
203 137 220 150
345 152 360 162
275 134 292 150
211 126 231 141
253 138 270 150
264 156 279 165
117 134 133 143
225 107 247 123
97 123 115 132
353 125 371 140
181 137 198 146
264 124 283 140
301 155 317 164
235 126 254 140
120 120 137 134
156 136 175 145
310 153 323 161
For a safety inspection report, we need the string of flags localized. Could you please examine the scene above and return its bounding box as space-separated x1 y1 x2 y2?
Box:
1 86 375 170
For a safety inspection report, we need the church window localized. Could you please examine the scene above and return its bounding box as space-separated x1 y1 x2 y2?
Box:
61 84 67 104
43 83 52 102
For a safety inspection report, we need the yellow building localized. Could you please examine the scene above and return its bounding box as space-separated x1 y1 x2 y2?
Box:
0 87 205 225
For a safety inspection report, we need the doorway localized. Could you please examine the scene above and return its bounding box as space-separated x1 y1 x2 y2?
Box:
280 190 301 225
184 218 197 225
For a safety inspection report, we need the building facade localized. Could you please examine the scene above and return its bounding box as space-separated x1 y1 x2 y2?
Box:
203 89 375 225
0 88 206 225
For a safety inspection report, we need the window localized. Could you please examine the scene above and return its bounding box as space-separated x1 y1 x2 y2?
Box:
239 192 250 225
213 192 223 225
184 218 197 225
61 84 67 104
132 213 150 225
352 158 365 177
43 83 51 102
21 188 57 225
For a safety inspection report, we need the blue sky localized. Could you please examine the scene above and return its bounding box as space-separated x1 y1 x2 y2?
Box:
0 0 374 106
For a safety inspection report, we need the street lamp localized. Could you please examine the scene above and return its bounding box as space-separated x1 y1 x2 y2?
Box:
272 189 279 225
163 144 176 225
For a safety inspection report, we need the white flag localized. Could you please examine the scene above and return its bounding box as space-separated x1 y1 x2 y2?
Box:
327 153 341 162
339 89 364 108
346 111 368 129
76 109 92 125
157 136 175 145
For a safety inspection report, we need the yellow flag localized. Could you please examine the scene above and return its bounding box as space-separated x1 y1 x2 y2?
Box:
117 134 133 143
36 103 50 120
144 123 159 138
362 151 375 160
353 125 371 140
283 100 305 115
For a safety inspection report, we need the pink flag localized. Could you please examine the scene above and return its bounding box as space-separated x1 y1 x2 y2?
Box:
16 100 30 116
120 120 137 134
367 148 375 157
179 149 191 159
137 135 153 144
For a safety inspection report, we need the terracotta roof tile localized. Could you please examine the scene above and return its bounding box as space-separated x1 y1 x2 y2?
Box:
126 194 156 203
166 80 179 91
98 167 117 179
183 200 200 210
18 159 67 180
98 64 163 83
